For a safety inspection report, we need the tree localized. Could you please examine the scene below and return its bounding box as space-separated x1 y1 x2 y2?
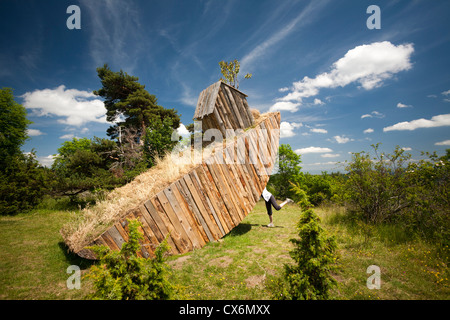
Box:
93 64 180 140
218 59 252 89
52 137 124 197
0 88 47 214
272 209 338 300
0 88 31 170
143 117 178 167
268 144 302 199
0 152 48 215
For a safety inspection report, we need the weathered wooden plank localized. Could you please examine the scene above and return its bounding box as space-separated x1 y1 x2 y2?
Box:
224 146 254 212
242 134 264 194
176 179 214 243
183 173 222 240
141 201 165 243
233 137 260 202
171 182 207 247
191 169 227 236
204 157 240 227
137 205 161 255
107 225 126 250
247 129 271 178
241 98 255 127
223 146 252 213
216 91 235 131
100 230 120 252
194 89 206 118
212 153 246 221
223 85 245 129
151 196 185 254
144 199 179 255
196 164 233 233
254 126 273 173
164 185 202 250
205 81 221 116
156 191 193 253
218 87 239 129
212 108 227 136
201 162 236 230
231 90 251 128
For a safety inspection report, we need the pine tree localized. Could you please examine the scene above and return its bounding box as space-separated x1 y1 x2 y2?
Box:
273 209 338 300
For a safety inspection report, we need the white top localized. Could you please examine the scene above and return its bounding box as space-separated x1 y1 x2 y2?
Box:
262 187 272 202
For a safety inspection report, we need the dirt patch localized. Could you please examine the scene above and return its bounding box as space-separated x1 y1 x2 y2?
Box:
169 255 191 270
245 275 265 288
209 256 233 268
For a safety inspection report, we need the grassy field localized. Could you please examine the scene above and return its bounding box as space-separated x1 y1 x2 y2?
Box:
0 200 448 300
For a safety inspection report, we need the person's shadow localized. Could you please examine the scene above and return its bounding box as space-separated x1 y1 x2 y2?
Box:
225 222 285 238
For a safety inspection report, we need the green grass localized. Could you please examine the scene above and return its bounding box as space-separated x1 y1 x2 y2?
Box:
0 208 93 299
0 200 448 300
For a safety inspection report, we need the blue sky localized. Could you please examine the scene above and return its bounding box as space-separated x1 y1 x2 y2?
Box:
1 0 450 173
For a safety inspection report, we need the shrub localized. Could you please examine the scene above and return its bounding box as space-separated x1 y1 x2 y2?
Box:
339 144 449 243
85 219 179 300
272 209 338 300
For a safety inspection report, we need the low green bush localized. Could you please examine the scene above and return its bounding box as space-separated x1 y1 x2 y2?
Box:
85 219 181 300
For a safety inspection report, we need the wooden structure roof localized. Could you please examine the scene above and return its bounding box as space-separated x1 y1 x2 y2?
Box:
194 81 254 135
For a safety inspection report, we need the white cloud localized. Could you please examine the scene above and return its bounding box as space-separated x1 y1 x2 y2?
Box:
27 128 45 136
295 146 333 154
278 87 289 93
383 114 450 131
177 123 190 137
321 153 340 158
276 41 414 105
310 128 327 134
313 98 324 105
37 155 55 167
442 90 450 96
435 140 450 146
397 102 411 108
59 134 77 140
361 111 385 119
22 85 107 126
269 101 301 113
364 128 374 134
303 161 338 167
280 121 303 138
333 135 354 144
402 147 412 151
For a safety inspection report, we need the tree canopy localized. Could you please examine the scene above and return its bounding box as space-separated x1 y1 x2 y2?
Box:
93 64 180 140
0 88 31 170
